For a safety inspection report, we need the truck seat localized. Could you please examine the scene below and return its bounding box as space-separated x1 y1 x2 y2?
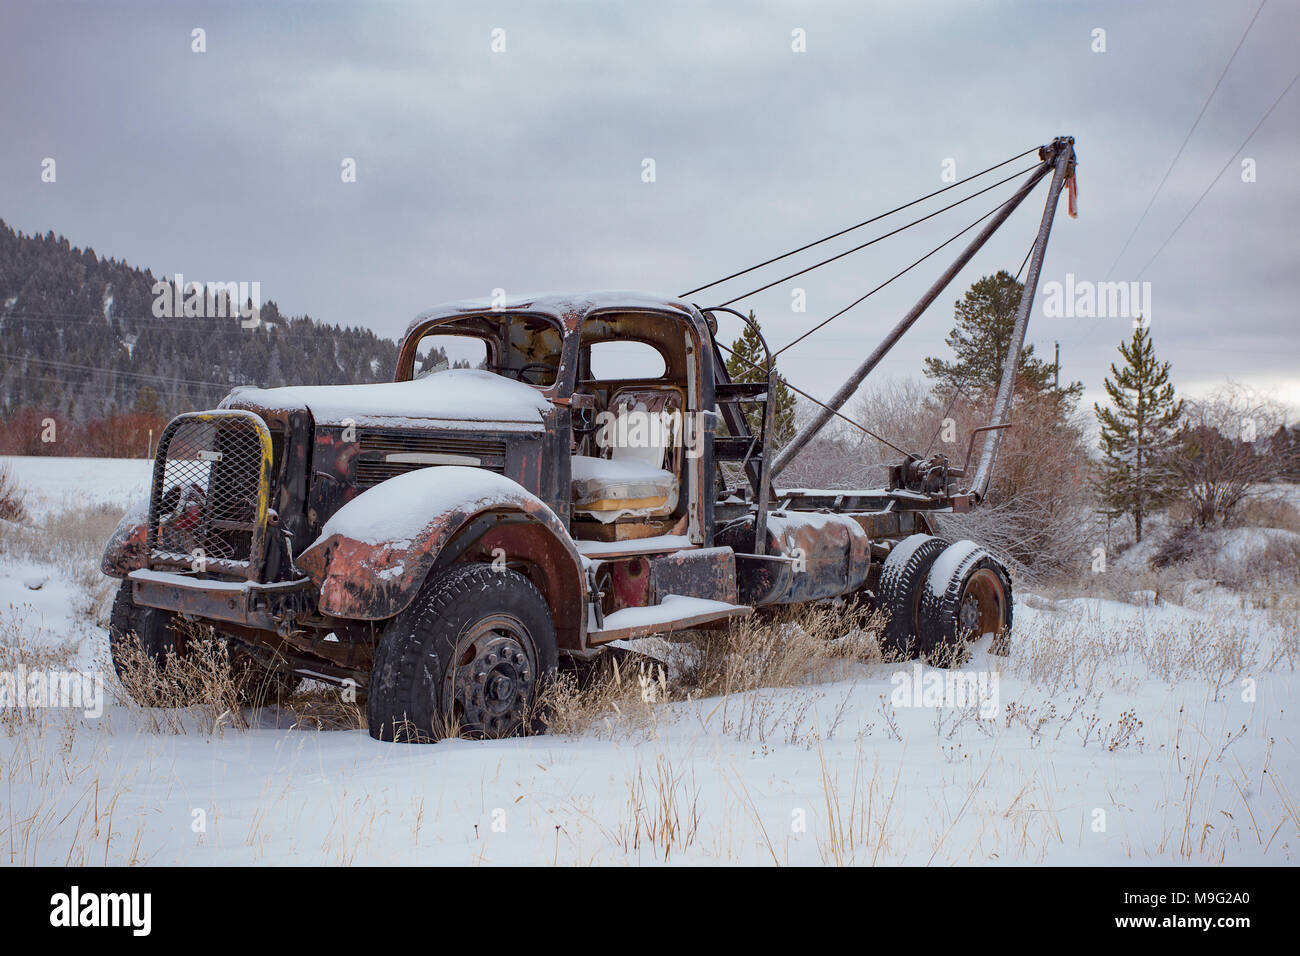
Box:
571 387 682 522
571 455 678 520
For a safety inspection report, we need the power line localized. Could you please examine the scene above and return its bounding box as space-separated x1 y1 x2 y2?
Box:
772 182 1034 358
1107 0 1268 278
1137 64 1300 279
714 339 915 458
1 308 392 346
0 352 240 393
711 161 1044 307
680 145 1040 298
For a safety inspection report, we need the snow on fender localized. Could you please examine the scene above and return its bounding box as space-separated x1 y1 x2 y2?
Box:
100 495 152 578
296 466 585 630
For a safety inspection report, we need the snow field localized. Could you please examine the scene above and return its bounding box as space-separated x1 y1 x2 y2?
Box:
0 457 1296 865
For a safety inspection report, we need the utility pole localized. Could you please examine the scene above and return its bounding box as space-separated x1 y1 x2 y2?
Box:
1054 341 1060 391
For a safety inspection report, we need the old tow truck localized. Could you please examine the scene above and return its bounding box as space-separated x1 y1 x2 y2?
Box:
102 137 1078 741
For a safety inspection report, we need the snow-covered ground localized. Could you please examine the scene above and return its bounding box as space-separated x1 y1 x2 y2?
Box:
1 455 151 519
0 456 1296 865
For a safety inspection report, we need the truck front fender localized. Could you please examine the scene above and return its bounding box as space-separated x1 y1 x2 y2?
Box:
296 467 587 648
101 496 151 578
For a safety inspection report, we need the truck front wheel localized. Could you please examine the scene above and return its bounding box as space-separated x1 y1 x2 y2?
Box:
367 563 558 743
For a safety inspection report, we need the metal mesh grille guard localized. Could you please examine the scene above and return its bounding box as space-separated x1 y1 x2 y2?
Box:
147 411 272 579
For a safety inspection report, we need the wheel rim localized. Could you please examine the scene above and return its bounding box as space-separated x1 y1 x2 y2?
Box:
444 613 539 738
958 568 1009 641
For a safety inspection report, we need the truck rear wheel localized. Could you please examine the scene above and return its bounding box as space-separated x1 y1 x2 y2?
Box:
367 563 558 743
917 542 1012 667
876 534 948 658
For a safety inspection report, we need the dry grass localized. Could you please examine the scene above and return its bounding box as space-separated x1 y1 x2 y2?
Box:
1234 496 1300 533
280 685 366 733
0 502 123 625
678 603 886 695
544 602 888 742
104 629 260 734
1008 598 1297 699
0 498 365 737
606 751 701 861
102 628 364 736
0 605 82 733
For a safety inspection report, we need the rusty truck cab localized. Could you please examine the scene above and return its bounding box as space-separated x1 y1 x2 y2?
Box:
396 292 717 552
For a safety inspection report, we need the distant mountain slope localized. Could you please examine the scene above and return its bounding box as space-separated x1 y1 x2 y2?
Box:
0 219 400 419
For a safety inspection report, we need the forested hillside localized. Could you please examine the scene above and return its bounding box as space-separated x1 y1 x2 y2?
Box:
0 219 400 426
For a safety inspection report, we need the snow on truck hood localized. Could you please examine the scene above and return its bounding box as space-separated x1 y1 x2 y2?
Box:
221 368 552 427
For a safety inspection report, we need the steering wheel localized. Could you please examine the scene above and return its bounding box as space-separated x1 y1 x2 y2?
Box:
509 362 558 385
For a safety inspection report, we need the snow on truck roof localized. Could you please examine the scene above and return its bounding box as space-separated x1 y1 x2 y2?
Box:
222 368 552 427
402 289 699 340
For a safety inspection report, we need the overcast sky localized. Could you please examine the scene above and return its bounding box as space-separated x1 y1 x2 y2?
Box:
3 0 1298 419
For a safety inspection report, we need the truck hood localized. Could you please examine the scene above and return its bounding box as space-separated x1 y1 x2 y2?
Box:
220 368 552 429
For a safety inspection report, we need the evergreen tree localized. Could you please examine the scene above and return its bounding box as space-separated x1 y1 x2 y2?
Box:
1094 325 1184 543
133 386 162 416
1265 423 1300 481
724 311 796 447
925 270 1081 401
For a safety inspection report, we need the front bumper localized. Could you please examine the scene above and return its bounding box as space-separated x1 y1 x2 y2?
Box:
128 569 314 632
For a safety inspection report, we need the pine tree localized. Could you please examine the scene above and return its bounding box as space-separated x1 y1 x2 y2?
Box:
724 311 796 447
925 270 1081 400
1094 325 1184 543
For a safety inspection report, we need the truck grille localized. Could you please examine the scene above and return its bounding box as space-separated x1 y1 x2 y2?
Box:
354 429 507 488
148 411 273 577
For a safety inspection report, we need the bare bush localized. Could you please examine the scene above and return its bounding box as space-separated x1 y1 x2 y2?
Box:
0 463 26 522
777 379 941 490
0 408 167 458
944 388 1097 579
1174 383 1286 528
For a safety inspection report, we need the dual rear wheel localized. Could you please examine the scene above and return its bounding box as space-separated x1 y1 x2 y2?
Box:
877 534 1012 666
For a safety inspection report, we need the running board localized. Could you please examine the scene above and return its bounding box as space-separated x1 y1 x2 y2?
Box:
586 595 751 645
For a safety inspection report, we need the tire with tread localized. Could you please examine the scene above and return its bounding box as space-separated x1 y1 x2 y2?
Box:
876 533 948 658
367 562 558 743
917 541 1013 667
